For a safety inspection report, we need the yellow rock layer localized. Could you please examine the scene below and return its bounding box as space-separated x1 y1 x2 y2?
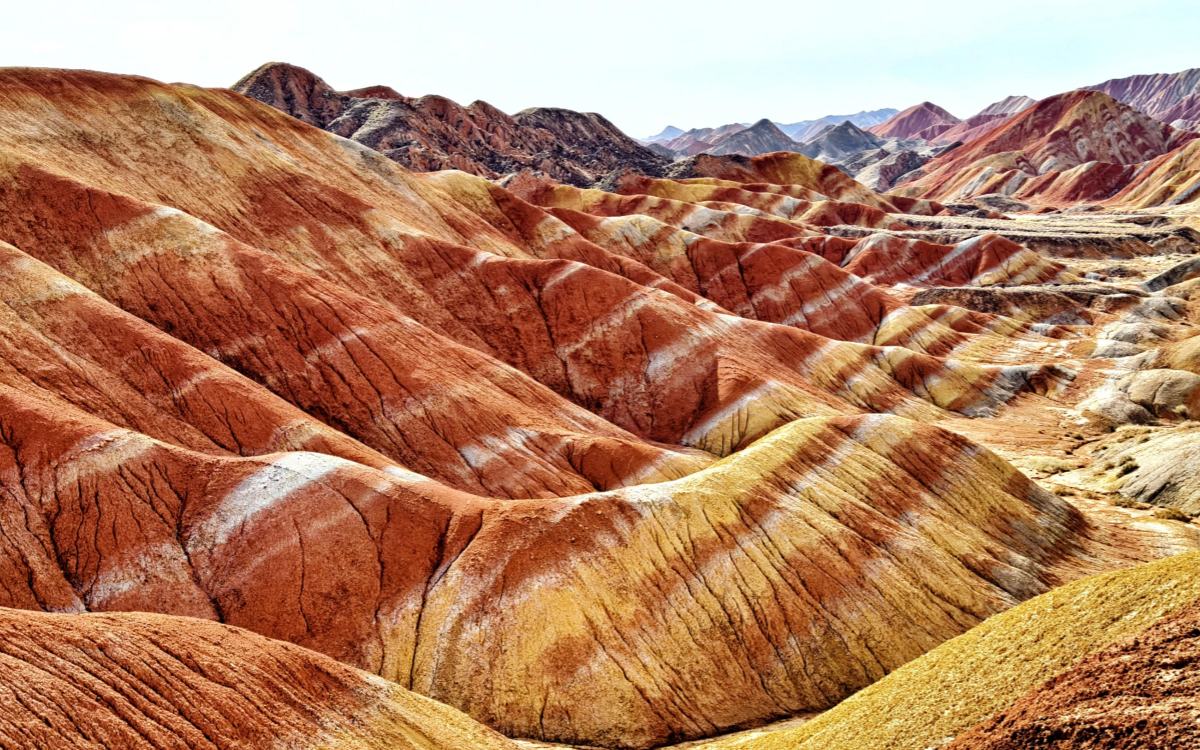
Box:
697 551 1200 750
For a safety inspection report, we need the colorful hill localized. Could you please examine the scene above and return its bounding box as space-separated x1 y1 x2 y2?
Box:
1 63 1200 750
868 101 961 140
908 90 1195 202
694 552 1200 750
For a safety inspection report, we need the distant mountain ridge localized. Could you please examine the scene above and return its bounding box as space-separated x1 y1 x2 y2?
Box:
1086 67 1200 127
709 118 801 156
234 62 667 186
644 124 684 142
644 109 897 150
907 89 1197 200
776 108 898 141
868 102 962 140
798 121 884 162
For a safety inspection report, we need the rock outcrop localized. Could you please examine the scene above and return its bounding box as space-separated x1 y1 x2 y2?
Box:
797 121 884 162
947 602 1200 749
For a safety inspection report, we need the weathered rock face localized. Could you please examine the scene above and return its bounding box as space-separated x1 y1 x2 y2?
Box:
0 378 1143 748
1109 138 1200 208
1160 92 1200 131
694 553 1200 750
2 65 1200 749
868 101 961 140
233 62 667 186
0 607 517 750
852 148 932 191
661 151 941 212
947 601 1200 750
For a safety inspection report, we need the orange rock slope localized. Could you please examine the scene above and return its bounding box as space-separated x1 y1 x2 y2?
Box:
0 67 1197 748
0 607 516 749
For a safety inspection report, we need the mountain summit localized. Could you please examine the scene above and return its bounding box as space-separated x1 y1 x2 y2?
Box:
709 118 801 156
869 101 961 140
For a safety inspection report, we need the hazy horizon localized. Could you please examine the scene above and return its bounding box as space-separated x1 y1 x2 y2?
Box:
8 0 1199 137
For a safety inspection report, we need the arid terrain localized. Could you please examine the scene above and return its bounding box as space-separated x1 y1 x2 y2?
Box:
0 59 1199 749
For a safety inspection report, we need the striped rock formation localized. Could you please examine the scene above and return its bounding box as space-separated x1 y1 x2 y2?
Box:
0 380 1170 747
696 552 1200 750
867 101 961 141
1108 137 1200 209
1 66 1199 749
0 607 516 749
931 96 1037 146
906 90 1196 203
1086 67 1200 126
661 151 937 211
947 600 1200 749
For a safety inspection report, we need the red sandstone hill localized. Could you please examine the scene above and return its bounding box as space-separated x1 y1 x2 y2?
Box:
0 608 516 749
932 95 1036 145
909 89 1196 201
233 62 667 186
0 66 1196 750
868 101 961 140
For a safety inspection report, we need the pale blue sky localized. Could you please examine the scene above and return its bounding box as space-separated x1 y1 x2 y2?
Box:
7 0 1199 137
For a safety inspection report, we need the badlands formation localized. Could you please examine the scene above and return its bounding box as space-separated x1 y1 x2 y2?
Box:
0 60 1198 750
